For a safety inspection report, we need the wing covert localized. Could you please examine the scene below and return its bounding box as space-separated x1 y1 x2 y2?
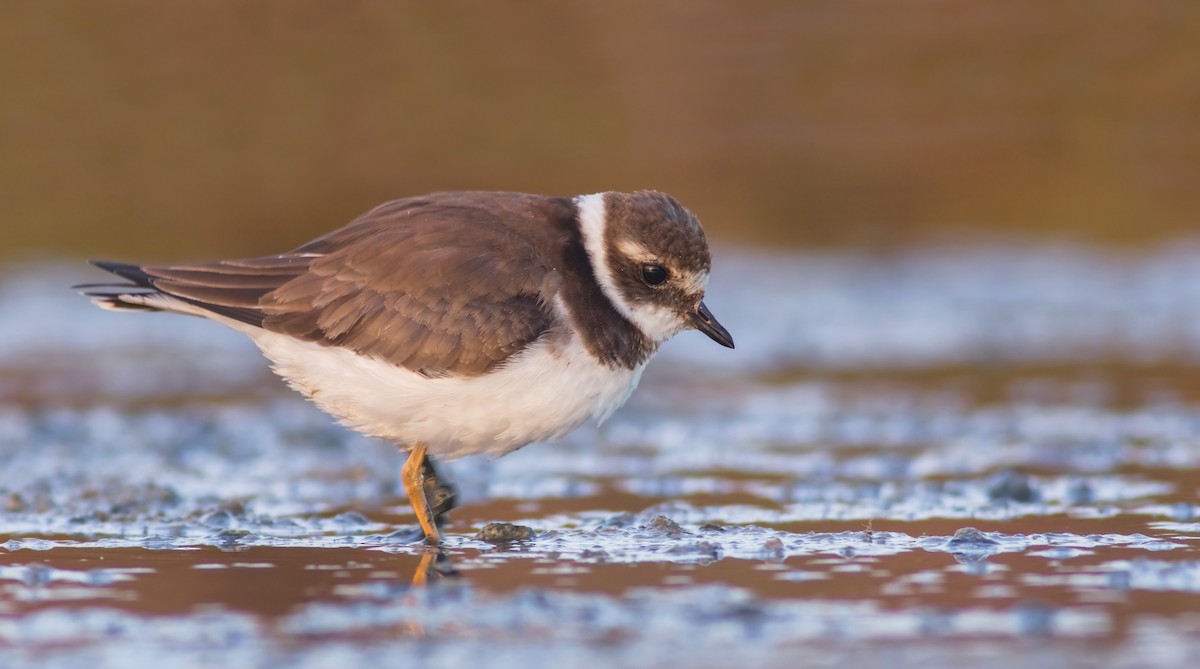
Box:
260 193 567 376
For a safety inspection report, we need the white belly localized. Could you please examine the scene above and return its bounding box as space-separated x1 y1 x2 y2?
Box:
246 329 646 458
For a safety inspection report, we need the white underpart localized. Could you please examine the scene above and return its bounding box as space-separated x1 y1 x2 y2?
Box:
575 193 694 343
249 325 644 458
102 288 647 459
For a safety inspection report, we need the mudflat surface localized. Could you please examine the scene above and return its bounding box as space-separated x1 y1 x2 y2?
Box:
3 246 1200 668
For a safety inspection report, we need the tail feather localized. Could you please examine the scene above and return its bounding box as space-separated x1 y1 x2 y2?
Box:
75 261 163 312
86 294 166 313
78 257 310 326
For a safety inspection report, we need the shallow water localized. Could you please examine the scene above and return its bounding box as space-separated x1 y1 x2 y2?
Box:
3 246 1200 668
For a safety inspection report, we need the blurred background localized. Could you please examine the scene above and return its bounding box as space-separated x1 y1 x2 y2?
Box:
3 1 1199 260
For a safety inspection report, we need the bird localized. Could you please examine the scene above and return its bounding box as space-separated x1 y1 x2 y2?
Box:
79 190 734 544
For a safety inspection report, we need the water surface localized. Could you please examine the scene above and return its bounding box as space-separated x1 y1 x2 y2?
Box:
2 246 1200 668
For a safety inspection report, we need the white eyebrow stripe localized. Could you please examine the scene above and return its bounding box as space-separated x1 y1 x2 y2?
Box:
619 240 708 291
617 238 654 259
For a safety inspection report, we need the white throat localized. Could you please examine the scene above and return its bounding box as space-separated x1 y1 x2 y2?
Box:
574 192 685 343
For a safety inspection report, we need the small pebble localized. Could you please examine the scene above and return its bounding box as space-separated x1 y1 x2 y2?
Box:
475 522 537 544
1065 480 1096 506
643 515 686 538
212 529 251 544
947 527 999 548
597 512 634 529
986 469 1040 503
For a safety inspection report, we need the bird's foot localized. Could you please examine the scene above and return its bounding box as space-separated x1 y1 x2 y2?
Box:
384 526 431 544
421 456 459 524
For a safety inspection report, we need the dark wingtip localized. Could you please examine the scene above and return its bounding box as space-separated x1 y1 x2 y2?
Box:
88 260 155 288
89 259 131 274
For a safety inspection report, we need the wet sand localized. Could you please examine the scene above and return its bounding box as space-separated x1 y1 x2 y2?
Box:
2 246 1200 668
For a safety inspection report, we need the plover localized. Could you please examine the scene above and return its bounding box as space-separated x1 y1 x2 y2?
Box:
80 190 734 544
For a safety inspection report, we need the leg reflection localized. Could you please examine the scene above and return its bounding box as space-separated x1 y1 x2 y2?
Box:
411 548 458 587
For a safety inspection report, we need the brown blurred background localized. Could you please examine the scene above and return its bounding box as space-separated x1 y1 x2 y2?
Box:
2 1 1199 260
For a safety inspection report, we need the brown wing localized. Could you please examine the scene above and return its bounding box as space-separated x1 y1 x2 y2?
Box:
124 192 574 377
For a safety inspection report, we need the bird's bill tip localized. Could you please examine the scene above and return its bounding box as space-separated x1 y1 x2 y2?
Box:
690 301 734 349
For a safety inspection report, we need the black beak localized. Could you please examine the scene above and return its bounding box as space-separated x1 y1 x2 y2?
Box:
690 301 734 349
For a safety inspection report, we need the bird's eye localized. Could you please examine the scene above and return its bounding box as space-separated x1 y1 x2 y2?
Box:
641 262 668 286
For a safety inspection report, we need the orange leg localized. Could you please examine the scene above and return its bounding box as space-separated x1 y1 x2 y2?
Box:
401 443 441 545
